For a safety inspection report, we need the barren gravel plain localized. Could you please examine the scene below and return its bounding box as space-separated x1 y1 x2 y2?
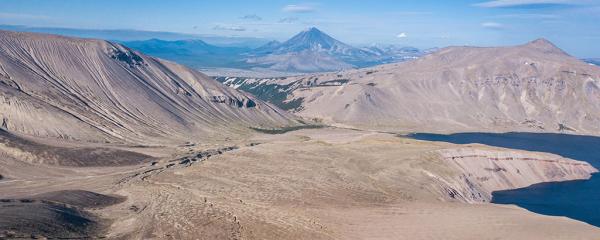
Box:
2 127 599 240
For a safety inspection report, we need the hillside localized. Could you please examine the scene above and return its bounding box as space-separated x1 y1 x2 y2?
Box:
221 39 600 135
0 30 298 144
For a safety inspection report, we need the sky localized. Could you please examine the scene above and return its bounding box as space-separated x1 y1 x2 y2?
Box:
1 0 599 57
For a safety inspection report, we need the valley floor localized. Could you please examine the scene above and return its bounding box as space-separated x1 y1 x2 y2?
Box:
1 128 599 239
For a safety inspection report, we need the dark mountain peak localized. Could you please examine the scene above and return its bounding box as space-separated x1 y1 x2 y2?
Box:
289 27 336 44
180 38 209 44
302 27 323 34
524 38 567 55
528 38 552 45
585 58 600 66
252 40 282 54
299 27 340 43
145 38 164 42
125 38 214 49
261 40 281 47
128 38 208 46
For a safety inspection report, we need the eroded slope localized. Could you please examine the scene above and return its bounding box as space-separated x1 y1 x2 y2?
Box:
223 39 600 135
0 30 298 144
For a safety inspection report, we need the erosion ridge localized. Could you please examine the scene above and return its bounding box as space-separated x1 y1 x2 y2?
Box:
0 30 299 144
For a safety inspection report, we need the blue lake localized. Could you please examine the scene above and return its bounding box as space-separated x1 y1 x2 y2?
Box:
410 132 600 228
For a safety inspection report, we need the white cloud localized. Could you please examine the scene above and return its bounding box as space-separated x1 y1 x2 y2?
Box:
213 24 246 32
493 13 560 19
240 14 262 21
282 4 316 13
396 32 408 38
392 11 434 16
278 17 300 23
481 22 505 30
474 0 574 8
0 12 49 20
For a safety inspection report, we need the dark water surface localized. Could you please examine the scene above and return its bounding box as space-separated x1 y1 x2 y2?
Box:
410 132 600 227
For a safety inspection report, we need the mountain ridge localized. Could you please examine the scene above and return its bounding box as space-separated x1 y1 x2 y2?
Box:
122 27 424 75
0 30 298 144
221 38 600 135
122 38 250 69
244 27 421 73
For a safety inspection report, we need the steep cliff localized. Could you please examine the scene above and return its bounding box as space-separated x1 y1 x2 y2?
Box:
425 147 597 203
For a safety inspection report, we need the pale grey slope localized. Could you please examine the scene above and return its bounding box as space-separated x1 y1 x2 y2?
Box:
0 30 298 144
224 39 600 135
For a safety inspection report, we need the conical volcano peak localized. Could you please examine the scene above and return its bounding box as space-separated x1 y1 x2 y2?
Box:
524 38 567 55
275 27 352 53
527 38 555 48
247 27 381 73
294 27 334 42
530 38 552 45
303 27 323 34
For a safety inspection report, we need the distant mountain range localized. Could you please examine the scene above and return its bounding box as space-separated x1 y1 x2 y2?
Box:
0 25 426 75
123 27 425 75
123 39 252 69
586 58 600 66
0 24 269 47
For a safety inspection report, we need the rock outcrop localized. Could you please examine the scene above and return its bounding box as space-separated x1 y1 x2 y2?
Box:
427 147 597 203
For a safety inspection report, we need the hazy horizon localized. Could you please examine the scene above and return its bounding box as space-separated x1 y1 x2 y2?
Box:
1 0 599 57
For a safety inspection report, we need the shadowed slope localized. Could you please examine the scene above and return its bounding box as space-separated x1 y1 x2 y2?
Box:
31 190 126 209
0 129 152 166
0 190 125 239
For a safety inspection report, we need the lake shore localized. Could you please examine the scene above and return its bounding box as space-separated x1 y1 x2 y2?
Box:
2 128 599 239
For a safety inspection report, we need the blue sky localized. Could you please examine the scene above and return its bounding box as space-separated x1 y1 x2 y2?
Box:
1 0 599 57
